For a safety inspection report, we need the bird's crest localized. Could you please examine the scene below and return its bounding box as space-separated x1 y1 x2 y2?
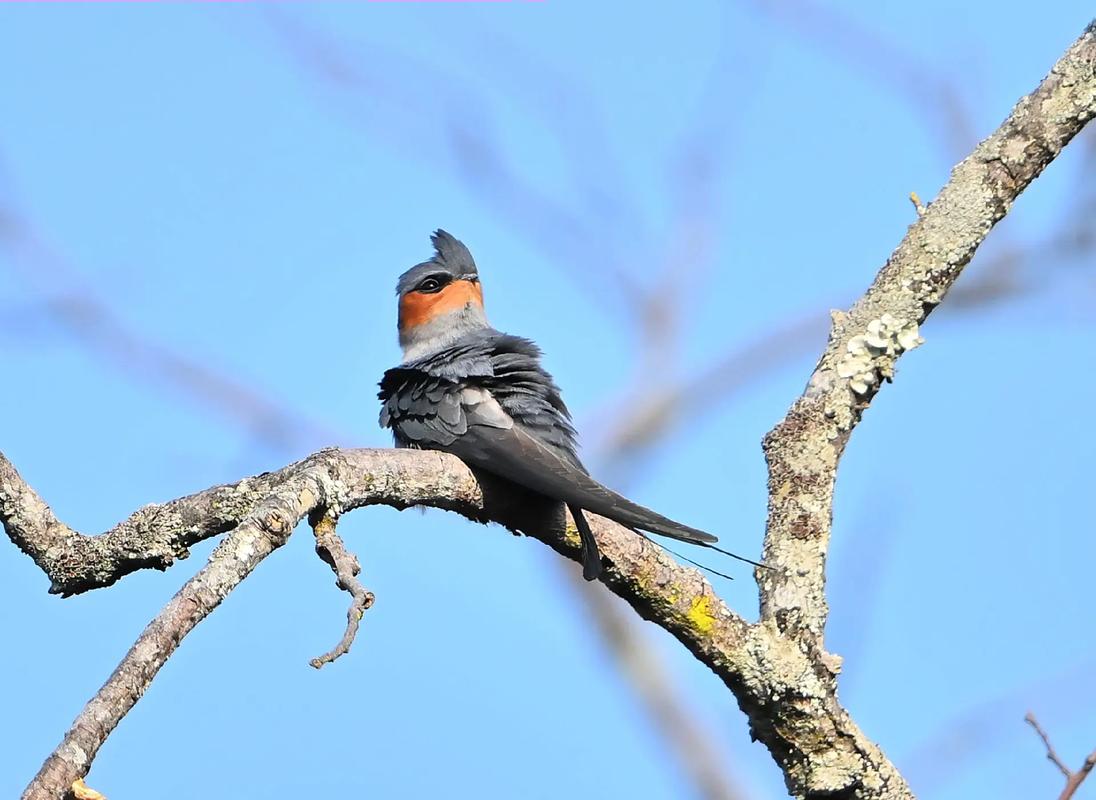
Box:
430 229 477 275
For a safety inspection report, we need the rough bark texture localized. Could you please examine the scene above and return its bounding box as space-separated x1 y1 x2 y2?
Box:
3 20 1094 800
750 21 1096 797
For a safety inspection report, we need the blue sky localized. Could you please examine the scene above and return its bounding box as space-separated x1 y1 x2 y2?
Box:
1 3 1094 798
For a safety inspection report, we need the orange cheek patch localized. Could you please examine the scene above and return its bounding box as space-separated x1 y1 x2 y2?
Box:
399 280 484 330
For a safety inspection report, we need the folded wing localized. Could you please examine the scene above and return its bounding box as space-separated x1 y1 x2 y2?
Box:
381 373 718 545
448 418 718 545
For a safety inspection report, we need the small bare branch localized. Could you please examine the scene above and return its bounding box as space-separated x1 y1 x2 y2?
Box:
309 510 375 669
1025 712 1096 800
1026 712 1074 779
909 191 927 217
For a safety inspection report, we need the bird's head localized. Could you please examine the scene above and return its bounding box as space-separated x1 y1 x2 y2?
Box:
395 230 488 361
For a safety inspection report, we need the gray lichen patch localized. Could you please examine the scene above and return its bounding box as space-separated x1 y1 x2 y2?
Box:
835 314 924 396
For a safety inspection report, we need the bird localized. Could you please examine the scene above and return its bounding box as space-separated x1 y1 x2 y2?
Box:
379 230 754 581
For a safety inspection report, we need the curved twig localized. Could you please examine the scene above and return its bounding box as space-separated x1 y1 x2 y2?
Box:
309 510 375 669
1025 712 1096 800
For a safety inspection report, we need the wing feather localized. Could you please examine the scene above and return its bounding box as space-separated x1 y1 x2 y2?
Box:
445 404 717 545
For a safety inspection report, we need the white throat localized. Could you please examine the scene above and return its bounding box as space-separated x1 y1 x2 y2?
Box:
399 303 490 363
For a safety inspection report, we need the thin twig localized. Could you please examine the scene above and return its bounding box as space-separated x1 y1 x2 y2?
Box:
909 191 927 217
1027 712 1073 779
309 510 375 669
1025 712 1096 800
899 657 1096 792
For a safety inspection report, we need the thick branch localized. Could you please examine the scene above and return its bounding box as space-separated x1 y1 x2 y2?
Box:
0 448 483 597
744 19 1095 799
8 445 767 799
761 20 1096 643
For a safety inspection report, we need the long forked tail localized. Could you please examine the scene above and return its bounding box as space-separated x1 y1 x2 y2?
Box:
558 483 769 571
450 425 766 570
606 501 767 570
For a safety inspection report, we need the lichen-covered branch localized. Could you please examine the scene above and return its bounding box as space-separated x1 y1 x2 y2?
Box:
4 20 1094 800
749 19 1096 798
6 445 763 800
0 448 484 597
761 20 1096 644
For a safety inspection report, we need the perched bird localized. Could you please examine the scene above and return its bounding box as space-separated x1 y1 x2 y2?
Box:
379 230 748 581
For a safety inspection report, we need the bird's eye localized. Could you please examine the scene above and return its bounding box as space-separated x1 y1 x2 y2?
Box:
417 277 442 293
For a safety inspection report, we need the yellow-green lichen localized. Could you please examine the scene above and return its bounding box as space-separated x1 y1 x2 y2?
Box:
687 595 716 634
563 521 580 548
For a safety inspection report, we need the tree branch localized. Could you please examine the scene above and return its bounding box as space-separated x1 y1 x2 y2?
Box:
744 20 1095 797
1025 712 1096 800
7 446 766 799
760 19 1095 641
0 448 483 597
309 510 375 669
738 21 1096 797
1026 712 1074 780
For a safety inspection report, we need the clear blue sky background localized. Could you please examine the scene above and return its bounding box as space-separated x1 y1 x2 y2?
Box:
1 3 1093 799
